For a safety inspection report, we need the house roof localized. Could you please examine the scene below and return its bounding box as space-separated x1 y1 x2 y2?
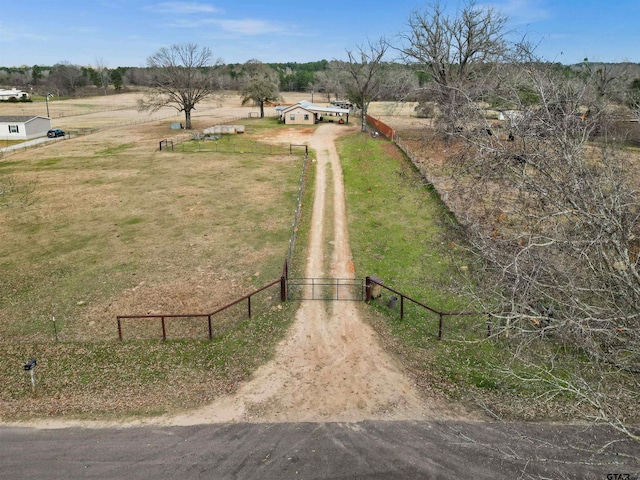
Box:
298 100 350 114
280 104 314 114
280 100 350 115
0 116 50 123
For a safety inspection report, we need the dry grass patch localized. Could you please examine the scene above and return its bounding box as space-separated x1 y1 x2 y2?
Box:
1 117 304 343
0 94 313 421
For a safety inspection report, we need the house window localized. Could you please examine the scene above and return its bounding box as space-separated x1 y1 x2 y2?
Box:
290 114 295 121
8 125 19 133
304 114 309 121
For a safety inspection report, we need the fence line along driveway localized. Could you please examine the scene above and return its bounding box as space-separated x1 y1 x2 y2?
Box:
0 135 63 155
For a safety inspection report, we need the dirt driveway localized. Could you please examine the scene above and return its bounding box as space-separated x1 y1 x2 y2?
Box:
163 123 465 425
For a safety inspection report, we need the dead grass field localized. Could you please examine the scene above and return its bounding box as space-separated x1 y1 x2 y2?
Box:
0 91 319 419
0 91 311 343
0 90 311 131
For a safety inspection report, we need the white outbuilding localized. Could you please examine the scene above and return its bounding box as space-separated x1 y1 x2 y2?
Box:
0 116 52 141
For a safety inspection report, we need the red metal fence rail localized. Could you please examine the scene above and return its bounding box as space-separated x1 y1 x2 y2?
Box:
117 273 287 341
365 276 492 340
366 114 395 139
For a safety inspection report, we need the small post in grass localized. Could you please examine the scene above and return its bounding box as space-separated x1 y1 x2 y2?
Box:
23 359 37 394
52 316 58 342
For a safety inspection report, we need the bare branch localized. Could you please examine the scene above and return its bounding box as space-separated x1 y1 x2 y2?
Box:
335 38 392 132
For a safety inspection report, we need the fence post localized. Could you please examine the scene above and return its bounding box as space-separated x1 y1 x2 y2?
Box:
438 314 443 340
400 295 404 319
117 317 122 341
281 258 288 301
161 316 166 340
247 295 252 318
281 275 287 301
208 315 212 341
365 276 372 302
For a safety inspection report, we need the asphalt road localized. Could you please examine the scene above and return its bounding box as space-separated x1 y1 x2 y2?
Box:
1 420 638 479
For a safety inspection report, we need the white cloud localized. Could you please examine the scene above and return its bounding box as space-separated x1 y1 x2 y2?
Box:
0 23 47 42
164 17 286 36
145 2 287 36
494 0 550 25
209 18 285 35
163 18 205 28
148 2 222 14
70 26 101 35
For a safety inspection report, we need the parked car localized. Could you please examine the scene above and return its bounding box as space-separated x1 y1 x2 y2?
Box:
47 129 65 138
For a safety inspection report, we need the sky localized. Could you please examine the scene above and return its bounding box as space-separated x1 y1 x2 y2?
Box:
1 0 639 68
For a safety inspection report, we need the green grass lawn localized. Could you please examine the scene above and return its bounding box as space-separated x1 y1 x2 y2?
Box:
180 118 312 155
339 132 638 423
1 303 296 420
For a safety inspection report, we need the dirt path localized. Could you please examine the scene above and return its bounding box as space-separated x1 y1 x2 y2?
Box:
163 124 459 425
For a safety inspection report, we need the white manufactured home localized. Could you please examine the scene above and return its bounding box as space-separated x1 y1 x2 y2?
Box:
0 116 52 141
0 88 31 101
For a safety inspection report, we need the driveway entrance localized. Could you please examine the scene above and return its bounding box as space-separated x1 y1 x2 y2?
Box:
286 277 365 301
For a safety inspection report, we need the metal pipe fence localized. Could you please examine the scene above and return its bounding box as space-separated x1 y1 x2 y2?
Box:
286 277 365 301
365 276 493 340
287 152 309 268
117 278 285 341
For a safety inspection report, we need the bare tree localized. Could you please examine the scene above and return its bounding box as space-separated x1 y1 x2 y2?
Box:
240 59 281 118
95 58 110 95
394 2 640 438
47 62 87 96
311 70 335 103
400 0 508 131
139 43 220 129
442 55 640 439
337 38 391 132
312 62 351 103
628 79 640 135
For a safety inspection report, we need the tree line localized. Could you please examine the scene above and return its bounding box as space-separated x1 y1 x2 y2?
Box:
0 60 315 96
4 57 638 109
